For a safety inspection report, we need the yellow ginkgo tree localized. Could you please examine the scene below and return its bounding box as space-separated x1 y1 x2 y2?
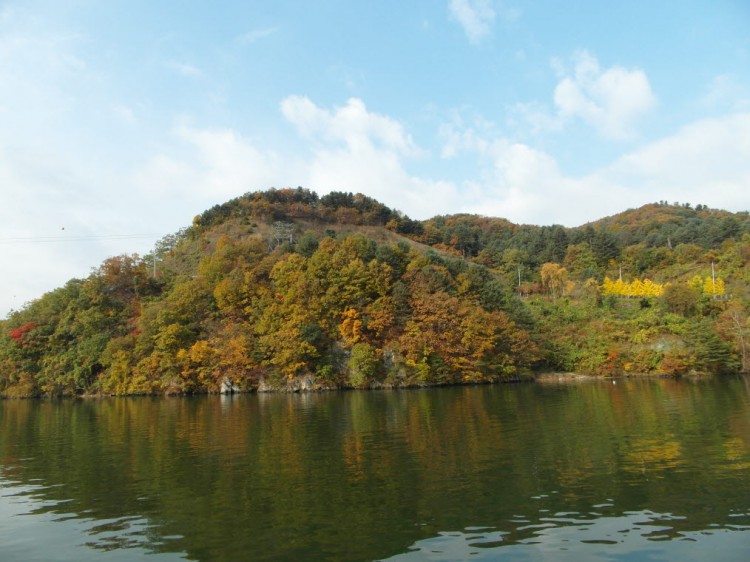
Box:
601 277 665 298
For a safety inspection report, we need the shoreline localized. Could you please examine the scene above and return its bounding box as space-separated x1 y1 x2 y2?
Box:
2 370 737 399
534 371 719 384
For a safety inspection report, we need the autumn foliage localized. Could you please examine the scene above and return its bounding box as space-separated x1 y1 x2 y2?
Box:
602 277 665 297
1 189 748 397
9 322 37 343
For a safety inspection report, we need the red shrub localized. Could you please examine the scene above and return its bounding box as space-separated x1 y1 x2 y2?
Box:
9 322 37 343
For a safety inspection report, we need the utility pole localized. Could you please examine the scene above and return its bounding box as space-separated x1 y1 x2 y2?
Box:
711 260 716 291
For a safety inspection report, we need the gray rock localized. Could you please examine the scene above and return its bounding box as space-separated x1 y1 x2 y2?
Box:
220 377 241 394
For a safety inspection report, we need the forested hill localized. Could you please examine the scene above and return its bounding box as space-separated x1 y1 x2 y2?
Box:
1 188 749 398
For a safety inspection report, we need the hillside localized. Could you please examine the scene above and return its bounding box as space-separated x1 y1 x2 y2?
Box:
1 188 748 397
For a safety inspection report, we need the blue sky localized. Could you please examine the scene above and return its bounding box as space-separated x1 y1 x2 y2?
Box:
1 0 749 317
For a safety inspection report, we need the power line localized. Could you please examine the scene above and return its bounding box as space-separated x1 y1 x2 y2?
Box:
0 234 163 245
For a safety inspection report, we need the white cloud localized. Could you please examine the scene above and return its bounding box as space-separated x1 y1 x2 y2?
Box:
176 126 282 196
446 133 585 224
305 143 459 219
442 111 750 226
449 0 496 44
278 97 748 227
134 124 284 205
439 117 495 159
553 51 657 140
281 96 456 217
281 96 421 156
605 112 750 209
511 52 657 140
509 101 564 135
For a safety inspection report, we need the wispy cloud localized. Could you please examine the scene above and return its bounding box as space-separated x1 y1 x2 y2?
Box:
699 73 750 111
448 0 496 44
236 27 278 45
165 60 203 78
112 103 137 125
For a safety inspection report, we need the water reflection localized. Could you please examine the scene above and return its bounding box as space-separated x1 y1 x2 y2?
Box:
386 506 750 561
386 509 750 561
0 477 186 561
0 378 749 561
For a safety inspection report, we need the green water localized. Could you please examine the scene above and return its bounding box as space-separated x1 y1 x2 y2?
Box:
1 378 749 561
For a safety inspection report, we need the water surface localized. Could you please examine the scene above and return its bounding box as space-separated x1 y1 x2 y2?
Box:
1 378 749 560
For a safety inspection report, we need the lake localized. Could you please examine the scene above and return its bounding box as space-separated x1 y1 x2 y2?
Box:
1 378 750 561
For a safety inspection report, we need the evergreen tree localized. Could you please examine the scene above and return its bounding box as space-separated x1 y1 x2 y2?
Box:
690 321 739 375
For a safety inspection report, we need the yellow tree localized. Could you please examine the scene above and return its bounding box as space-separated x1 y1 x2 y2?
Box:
602 276 624 296
177 339 216 391
339 308 363 347
689 275 704 291
703 276 726 298
213 328 262 388
628 279 644 297
602 277 663 297
641 279 664 297
540 263 569 302
258 303 318 379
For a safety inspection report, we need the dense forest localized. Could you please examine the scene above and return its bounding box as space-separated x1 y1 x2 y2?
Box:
1 188 749 397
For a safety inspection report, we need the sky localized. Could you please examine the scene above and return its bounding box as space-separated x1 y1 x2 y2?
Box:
1 0 749 318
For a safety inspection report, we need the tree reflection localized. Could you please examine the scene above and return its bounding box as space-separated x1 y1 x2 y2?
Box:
1 379 749 561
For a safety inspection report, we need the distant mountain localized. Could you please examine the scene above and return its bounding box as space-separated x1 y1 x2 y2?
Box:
584 202 748 248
